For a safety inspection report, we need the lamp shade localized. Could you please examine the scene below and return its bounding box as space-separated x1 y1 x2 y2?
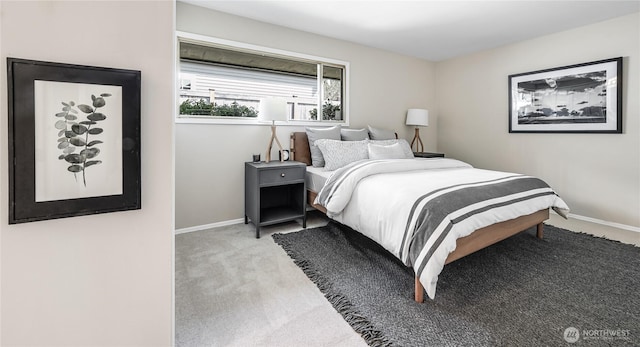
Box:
406 109 429 126
259 97 288 121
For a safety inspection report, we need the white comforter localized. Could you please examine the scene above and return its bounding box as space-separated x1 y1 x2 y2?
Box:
315 158 570 299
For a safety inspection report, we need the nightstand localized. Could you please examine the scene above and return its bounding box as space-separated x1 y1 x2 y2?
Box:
413 152 445 158
244 161 307 238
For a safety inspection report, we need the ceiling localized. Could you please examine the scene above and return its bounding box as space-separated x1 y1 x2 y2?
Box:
180 0 639 61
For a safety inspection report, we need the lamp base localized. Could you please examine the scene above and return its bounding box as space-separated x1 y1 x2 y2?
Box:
410 128 424 153
265 122 284 163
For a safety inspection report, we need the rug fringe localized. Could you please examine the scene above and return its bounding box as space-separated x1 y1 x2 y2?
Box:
273 234 394 347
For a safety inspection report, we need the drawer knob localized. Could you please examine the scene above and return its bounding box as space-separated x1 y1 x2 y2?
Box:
281 173 286 177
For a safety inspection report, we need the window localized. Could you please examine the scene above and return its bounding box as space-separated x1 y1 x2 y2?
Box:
177 32 348 124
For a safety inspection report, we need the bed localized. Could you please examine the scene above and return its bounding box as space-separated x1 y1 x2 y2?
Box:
290 132 569 302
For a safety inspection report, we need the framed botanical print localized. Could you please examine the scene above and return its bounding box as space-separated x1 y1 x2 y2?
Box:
7 58 141 223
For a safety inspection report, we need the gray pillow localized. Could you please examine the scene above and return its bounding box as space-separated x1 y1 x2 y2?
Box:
316 139 369 171
367 125 396 140
305 125 341 167
369 139 415 158
340 128 370 141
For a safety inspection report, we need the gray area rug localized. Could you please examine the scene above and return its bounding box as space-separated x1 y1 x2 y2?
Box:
272 222 639 346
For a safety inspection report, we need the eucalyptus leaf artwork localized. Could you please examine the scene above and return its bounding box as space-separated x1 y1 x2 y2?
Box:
55 93 111 186
8 58 139 223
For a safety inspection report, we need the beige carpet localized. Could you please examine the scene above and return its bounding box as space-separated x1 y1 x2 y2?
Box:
175 211 366 346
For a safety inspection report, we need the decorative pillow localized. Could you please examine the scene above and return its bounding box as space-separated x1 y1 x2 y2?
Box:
305 125 341 167
340 128 370 141
369 139 414 158
368 142 407 160
315 139 369 171
367 125 396 140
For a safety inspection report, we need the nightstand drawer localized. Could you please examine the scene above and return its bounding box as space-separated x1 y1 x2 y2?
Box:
259 167 304 185
414 152 445 158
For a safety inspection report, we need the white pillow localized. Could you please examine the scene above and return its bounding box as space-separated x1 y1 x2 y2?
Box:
369 139 414 158
368 142 407 160
367 125 396 140
305 125 341 167
315 139 369 171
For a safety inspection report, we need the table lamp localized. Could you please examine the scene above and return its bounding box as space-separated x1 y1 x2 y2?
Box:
260 97 288 162
406 108 429 153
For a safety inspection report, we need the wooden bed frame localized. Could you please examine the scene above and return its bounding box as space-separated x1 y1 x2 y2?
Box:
290 132 548 303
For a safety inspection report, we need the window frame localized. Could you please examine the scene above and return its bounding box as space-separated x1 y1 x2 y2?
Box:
176 31 350 126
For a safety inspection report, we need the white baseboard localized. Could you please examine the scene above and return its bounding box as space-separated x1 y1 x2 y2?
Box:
552 210 640 233
175 212 640 235
568 213 640 233
175 218 244 235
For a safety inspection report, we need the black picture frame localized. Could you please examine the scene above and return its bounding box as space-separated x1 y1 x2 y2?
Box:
7 58 141 224
508 57 622 133
279 149 290 161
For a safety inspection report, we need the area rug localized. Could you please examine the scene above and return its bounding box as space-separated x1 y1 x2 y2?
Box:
272 222 639 346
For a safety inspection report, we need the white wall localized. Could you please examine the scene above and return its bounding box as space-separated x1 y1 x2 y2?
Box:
175 2 436 229
436 13 640 228
0 1 175 345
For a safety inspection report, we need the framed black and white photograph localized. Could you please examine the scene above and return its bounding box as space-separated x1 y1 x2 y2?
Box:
509 57 622 133
279 149 290 161
7 58 141 224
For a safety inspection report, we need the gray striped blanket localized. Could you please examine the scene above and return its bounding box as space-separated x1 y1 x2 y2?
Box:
315 159 570 299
